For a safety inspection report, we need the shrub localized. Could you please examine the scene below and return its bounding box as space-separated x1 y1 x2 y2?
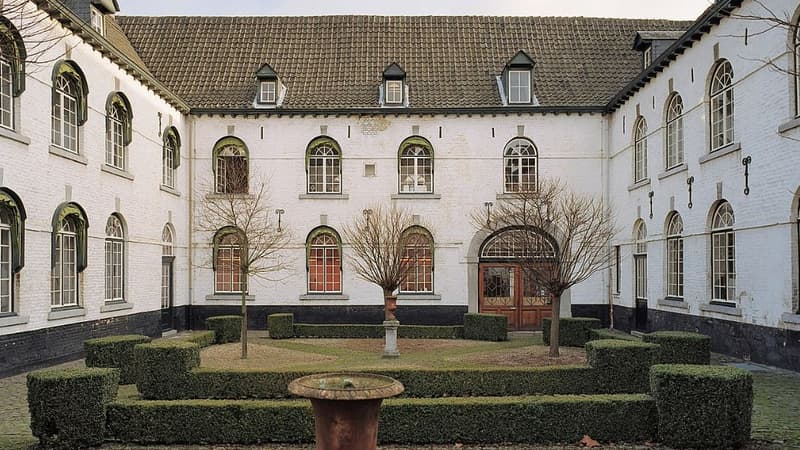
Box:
292 323 464 339
650 364 752 449
135 340 200 400
184 330 216 348
642 331 710 364
543 317 602 347
586 339 658 393
27 367 119 449
106 394 655 445
267 313 294 339
463 313 508 341
206 315 242 344
84 334 152 384
589 328 639 341
398 325 463 339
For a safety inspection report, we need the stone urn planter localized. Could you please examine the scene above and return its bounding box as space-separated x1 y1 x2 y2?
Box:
288 372 404 450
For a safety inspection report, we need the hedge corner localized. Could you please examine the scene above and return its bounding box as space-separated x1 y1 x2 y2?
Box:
543 317 602 347
463 313 508 341
84 334 152 384
268 313 295 339
205 315 242 344
642 330 711 365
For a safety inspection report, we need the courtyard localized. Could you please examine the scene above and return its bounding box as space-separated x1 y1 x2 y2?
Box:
3 332 800 449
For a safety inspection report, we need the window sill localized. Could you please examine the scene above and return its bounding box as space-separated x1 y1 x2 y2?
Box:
101 164 135 181
657 298 689 310
205 294 256 301
627 178 651 192
299 294 349 301
391 193 441 200
100 301 133 313
48 307 87 321
49 145 87 165
0 126 31 145
205 193 255 200
699 302 742 317
657 163 688 180
298 193 349 200
160 185 181 197
699 142 741 165
782 313 800 325
397 293 442 301
496 193 533 200
0 314 29 328
778 116 800 133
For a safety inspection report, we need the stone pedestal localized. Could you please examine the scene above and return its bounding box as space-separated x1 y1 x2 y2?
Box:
382 320 400 358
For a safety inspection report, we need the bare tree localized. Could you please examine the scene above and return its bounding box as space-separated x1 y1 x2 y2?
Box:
343 205 420 322
474 178 617 357
195 167 292 359
2 0 72 67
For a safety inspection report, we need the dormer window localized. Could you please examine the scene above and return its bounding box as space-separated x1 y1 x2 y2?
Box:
633 31 684 71
90 5 104 34
254 63 281 107
502 50 536 106
382 62 406 106
643 46 652 68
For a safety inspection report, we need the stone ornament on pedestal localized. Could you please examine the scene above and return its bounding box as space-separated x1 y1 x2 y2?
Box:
383 320 400 358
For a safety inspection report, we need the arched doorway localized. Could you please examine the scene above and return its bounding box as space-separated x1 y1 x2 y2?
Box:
478 227 555 331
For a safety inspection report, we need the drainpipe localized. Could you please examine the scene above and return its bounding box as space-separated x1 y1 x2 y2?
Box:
187 115 195 330
601 114 614 329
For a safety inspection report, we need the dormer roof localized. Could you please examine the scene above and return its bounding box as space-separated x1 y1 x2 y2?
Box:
255 63 278 79
507 50 535 68
92 0 120 14
633 30 685 50
383 62 406 79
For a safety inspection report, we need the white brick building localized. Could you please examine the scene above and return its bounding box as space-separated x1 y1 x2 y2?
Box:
1 0 799 373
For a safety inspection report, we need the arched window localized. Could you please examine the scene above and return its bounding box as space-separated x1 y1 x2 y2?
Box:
710 60 734 151
711 201 736 303
162 127 181 189
633 117 648 182
161 224 174 313
398 137 433 193
214 227 243 293
400 227 434 293
634 221 647 303
480 228 556 259
213 137 248 194
51 61 88 154
307 228 342 294
666 212 684 299
105 93 132 170
795 23 800 117
503 138 537 193
162 225 174 257
665 94 684 169
0 210 10 313
104 215 125 302
51 202 88 308
0 188 25 314
306 137 342 194
0 18 26 131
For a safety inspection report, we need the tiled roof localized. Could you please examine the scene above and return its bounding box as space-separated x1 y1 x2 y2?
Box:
104 15 149 72
117 15 693 111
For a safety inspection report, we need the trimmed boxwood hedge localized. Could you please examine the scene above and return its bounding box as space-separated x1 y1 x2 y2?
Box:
542 317 602 347
586 339 658 393
267 313 294 339
293 323 464 339
135 340 200 400
206 315 242 343
650 364 753 449
84 334 152 384
27 367 119 449
642 331 711 364
184 330 216 348
589 328 638 341
463 313 508 341
107 394 655 445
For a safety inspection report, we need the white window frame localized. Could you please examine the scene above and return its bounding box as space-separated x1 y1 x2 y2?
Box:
665 94 684 169
163 136 176 188
307 145 341 194
795 24 800 117
215 145 248 194
503 138 537 193
161 225 173 310
385 80 403 105
0 55 13 131
633 117 648 182
399 145 433 193
51 219 78 308
710 61 734 152
90 5 104 35
52 75 79 153
643 46 652 67
634 222 647 303
308 233 341 294
104 216 124 303
666 213 684 299
508 70 531 104
215 234 243 294
260 81 276 104
711 202 736 304
0 214 12 314
106 105 126 170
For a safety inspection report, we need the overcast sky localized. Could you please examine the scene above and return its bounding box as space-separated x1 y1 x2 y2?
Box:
118 0 714 20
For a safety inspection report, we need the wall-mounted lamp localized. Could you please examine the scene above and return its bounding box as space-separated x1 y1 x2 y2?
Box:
275 209 285 232
483 202 493 227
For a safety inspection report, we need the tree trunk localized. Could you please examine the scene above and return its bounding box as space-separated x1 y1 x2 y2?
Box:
549 294 561 357
241 274 248 359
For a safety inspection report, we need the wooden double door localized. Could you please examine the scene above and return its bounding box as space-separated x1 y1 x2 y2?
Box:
479 264 552 331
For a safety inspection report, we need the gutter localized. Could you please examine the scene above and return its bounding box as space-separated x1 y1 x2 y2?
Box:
190 105 606 117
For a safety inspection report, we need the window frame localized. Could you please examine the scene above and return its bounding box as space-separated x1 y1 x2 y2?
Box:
508 69 531 104
0 213 12 314
665 94 684 170
51 218 78 308
213 137 249 194
307 142 342 194
104 215 125 303
52 74 79 153
711 201 736 305
162 127 181 189
385 79 403 105
0 20 26 131
214 232 243 294
398 143 433 194
633 117 648 182
259 80 277 104
503 137 538 193
709 60 734 152
307 228 342 294
0 55 12 130
666 213 684 300
161 225 174 310
105 103 126 170
399 228 434 294
90 5 105 35
633 221 648 303
796 23 800 117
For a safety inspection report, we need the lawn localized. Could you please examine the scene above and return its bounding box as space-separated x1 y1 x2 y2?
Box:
1 332 798 450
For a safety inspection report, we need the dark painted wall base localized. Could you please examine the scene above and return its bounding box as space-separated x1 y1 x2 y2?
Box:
573 303 800 372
